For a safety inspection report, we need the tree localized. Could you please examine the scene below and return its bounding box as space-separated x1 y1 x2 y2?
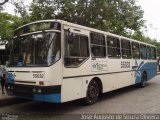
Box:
30 0 57 21
0 12 21 42
29 0 145 37
11 0 31 24
4 0 160 55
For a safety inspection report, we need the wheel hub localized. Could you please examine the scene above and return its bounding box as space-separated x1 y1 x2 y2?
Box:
89 86 97 99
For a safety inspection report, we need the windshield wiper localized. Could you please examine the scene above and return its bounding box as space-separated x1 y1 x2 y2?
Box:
23 36 31 66
40 33 50 59
41 33 56 58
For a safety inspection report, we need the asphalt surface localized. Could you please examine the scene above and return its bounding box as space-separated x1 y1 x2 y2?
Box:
0 75 160 120
0 87 29 107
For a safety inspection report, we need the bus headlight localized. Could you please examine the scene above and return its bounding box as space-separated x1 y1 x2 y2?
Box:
8 86 10 90
32 88 36 93
37 89 42 93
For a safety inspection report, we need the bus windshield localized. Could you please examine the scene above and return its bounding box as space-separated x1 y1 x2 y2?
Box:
8 32 61 67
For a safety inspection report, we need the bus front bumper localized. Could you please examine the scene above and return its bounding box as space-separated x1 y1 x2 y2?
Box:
6 83 61 103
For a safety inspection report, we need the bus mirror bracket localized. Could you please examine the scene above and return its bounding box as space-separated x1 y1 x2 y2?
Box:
67 28 74 44
42 30 47 37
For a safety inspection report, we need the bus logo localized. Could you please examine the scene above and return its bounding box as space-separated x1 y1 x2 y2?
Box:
91 62 107 72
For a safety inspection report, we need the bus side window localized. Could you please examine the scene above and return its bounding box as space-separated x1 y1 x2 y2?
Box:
151 47 156 59
64 31 89 67
140 44 147 59
107 36 120 58
90 32 106 58
147 46 151 59
121 39 131 59
132 42 140 59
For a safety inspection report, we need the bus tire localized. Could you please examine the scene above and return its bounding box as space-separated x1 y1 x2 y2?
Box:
84 80 99 105
139 72 147 88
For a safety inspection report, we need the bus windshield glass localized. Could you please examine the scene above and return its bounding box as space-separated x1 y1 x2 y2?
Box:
8 32 61 67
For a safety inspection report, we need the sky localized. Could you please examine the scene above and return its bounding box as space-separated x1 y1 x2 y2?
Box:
138 0 160 41
3 0 160 41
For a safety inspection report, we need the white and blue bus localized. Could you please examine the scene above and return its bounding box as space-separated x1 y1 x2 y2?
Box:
6 20 157 104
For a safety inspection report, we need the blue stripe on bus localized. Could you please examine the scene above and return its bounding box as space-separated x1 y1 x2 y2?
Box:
134 62 157 84
33 94 61 103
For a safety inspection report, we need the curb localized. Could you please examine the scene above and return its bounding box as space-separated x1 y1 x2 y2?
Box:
0 96 29 107
157 72 160 75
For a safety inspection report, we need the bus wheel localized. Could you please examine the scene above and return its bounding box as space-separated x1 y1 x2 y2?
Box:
84 80 99 105
140 72 147 88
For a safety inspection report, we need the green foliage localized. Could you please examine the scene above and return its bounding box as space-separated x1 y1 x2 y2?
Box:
0 12 21 41
0 0 29 43
12 0 31 24
29 0 145 37
1 0 160 55
3 0 146 39
30 0 57 21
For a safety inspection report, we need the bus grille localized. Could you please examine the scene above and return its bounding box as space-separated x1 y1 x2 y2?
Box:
13 84 33 98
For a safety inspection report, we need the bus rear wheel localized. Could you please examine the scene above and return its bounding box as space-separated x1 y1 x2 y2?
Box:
84 80 99 105
139 72 147 88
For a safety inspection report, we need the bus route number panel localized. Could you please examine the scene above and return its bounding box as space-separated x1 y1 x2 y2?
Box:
121 61 130 68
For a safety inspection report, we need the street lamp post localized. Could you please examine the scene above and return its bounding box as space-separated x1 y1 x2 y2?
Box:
148 23 159 42
154 27 158 42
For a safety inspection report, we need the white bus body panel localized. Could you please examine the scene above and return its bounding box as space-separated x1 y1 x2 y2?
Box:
7 60 63 86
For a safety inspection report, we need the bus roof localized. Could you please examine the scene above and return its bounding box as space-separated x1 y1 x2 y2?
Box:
15 19 156 47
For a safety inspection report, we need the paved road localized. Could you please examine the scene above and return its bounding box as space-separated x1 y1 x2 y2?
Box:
0 75 160 120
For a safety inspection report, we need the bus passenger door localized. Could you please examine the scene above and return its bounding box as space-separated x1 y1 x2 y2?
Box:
62 25 90 102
